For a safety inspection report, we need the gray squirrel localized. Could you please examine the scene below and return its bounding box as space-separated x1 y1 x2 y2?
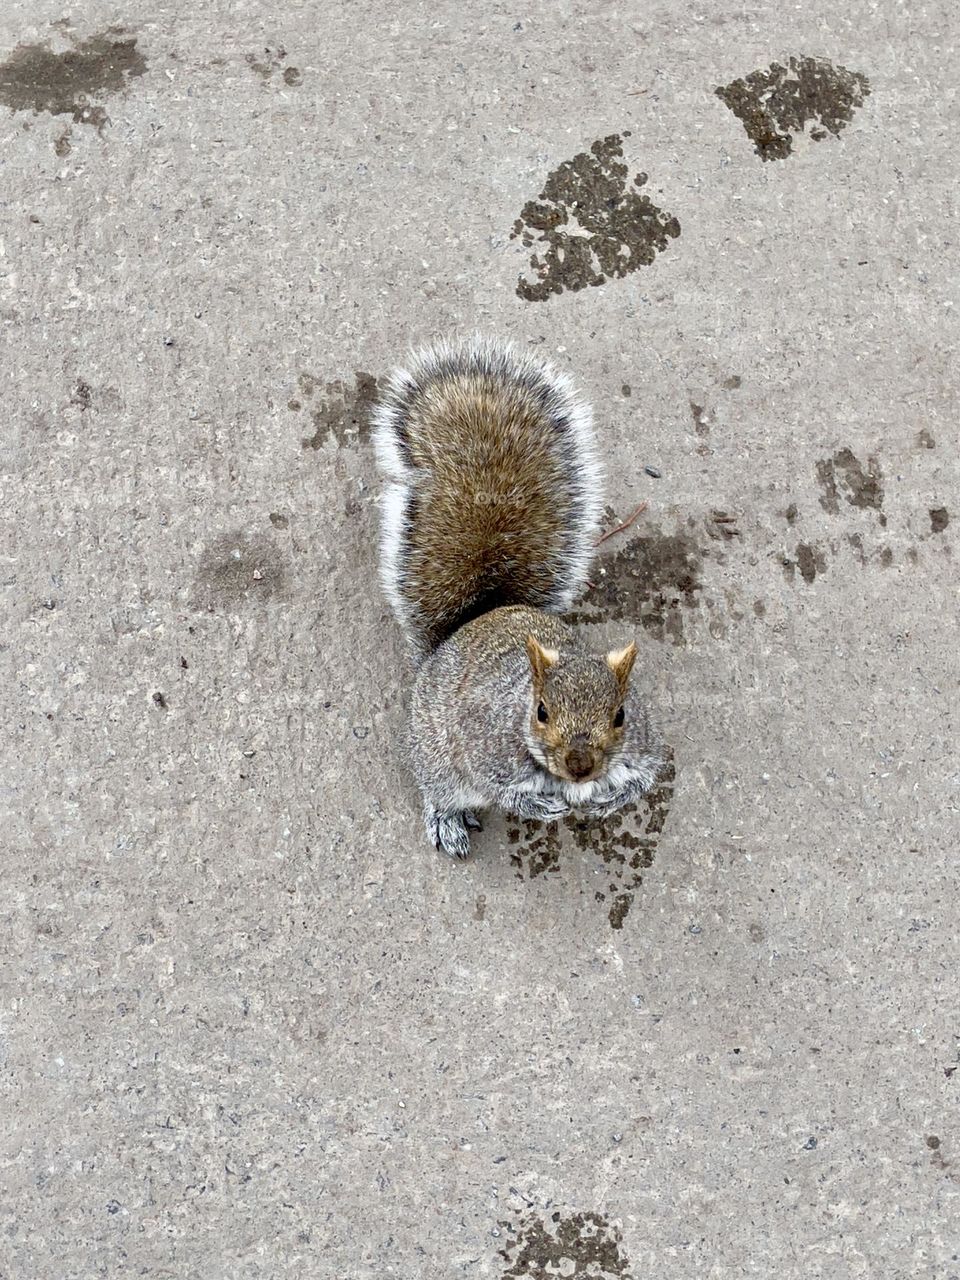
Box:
373 336 664 858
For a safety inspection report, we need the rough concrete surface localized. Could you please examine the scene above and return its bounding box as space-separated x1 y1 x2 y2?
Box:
1 2 958 1277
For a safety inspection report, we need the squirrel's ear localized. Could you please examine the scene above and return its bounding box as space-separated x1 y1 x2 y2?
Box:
525 634 559 684
606 641 638 690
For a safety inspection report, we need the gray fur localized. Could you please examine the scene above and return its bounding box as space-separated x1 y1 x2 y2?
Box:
410 614 664 859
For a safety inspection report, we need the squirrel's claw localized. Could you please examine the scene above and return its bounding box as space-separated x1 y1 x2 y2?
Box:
463 810 483 832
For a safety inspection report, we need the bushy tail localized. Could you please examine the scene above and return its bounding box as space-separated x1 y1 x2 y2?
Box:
372 336 602 657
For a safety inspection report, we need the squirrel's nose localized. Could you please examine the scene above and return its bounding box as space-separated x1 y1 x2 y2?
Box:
565 748 595 780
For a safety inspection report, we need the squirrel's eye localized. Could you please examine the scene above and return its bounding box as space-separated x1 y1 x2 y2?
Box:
537 701 549 724
613 706 625 728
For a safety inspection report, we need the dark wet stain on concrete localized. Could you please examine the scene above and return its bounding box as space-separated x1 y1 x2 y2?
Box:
917 428 936 449
295 371 380 450
70 378 92 411
192 531 289 609
507 751 674 931
569 749 675 930
783 542 827 585
816 447 884 518
785 503 799 525
506 818 562 880
927 1135 960 1183
847 533 897 569
0 32 147 131
690 401 710 436
510 133 680 302
571 529 702 645
499 1208 633 1278
245 46 302 86
53 126 71 156
268 512 290 529
722 374 743 390
930 507 949 534
716 56 870 161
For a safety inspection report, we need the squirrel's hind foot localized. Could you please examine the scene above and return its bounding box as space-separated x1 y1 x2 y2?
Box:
425 805 475 860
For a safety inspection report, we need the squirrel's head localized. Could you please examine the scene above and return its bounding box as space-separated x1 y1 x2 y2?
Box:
524 634 637 785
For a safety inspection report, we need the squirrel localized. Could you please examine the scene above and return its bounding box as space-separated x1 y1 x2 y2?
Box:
372 336 664 859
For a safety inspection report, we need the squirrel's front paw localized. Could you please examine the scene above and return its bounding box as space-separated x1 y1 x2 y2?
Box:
580 788 635 820
510 793 570 823
580 799 620 821
425 807 473 860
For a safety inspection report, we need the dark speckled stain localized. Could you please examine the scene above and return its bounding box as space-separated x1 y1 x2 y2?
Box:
927 1134 960 1184
930 507 949 534
783 542 827 585
570 530 702 645
690 400 710 436
506 818 562 879
0 32 147 132
716 56 870 161
510 133 680 302
191 531 289 609
499 1208 633 1279
70 378 92 411
816 448 885 521
508 750 675 931
296 371 380 450
569 750 675 929
245 46 302 86
847 533 897 569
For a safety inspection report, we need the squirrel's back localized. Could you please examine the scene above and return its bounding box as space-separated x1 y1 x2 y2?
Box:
373 337 601 656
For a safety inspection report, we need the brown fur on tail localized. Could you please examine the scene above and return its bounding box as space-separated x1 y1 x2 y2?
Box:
373 338 602 656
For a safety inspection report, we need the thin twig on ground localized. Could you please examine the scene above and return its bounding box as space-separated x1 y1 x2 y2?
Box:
594 501 648 547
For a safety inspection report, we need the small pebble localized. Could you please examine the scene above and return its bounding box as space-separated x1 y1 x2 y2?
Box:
644 465 661 478
803 1136 818 1150
688 924 702 935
